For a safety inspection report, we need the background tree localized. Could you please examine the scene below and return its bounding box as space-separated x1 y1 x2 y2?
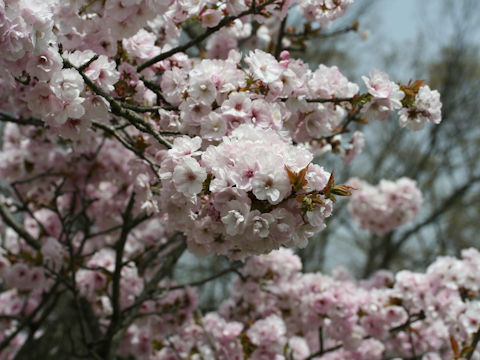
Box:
0 0 479 359
298 0 480 276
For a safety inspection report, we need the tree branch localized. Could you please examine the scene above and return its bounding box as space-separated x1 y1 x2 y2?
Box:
101 193 138 360
0 110 44 127
0 202 41 250
136 0 277 72
99 236 186 359
274 15 288 59
64 58 173 149
466 326 480 360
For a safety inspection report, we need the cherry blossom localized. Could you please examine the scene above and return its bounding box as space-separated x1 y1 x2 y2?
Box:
0 1 460 359
348 177 423 235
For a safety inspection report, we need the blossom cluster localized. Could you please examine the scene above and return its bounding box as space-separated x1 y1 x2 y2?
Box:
348 177 423 234
2 245 479 359
158 124 333 257
0 0 452 359
298 0 355 27
114 248 480 360
0 39 441 255
398 85 442 131
158 49 363 145
0 121 171 313
361 69 406 122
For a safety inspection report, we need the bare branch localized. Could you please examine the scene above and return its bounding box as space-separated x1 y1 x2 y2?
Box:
64 58 173 149
466 326 480 360
92 120 160 176
136 0 277 72
0 202 41 250
274 15 288 59
306 97 354 104
0 110 43 127
168 265 241 291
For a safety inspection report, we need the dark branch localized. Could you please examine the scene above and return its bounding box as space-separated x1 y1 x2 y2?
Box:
466 326 480 360
136 0 277 72
0 202 41 250
0 110 44 127
274 15 288 59
64 58 173 149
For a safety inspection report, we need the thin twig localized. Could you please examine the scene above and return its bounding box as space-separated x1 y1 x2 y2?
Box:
466 326 480 360
121 103 172 113
136 0 277 72
274 15 288 59
92 120 160 176
64 58 173 149
0 110 43 127
0 202 41 250
168 265 241 291
306 97 354 104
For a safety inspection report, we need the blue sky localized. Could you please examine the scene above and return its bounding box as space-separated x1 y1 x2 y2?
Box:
372 0 421 42
343 0 471 81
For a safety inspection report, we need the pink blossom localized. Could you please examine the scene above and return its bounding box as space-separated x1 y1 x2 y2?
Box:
252 169 291 205
362 69 405 122
25 82 62 119
172 157 207 196
342 131 365 164
123 29 160 61
200 111 227 140
201 8 222 28
5 263 34 290
245 49 283 84
309 64 359 98
84 55 120 92
247 315 287 349
26 47 62 81
220 199 250 236
399 85 442 130
298 0 354 28
51 69 84 102
348 177 423 234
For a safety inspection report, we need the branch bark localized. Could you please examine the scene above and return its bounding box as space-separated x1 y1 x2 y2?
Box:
0 202 41 250
136 0 277 72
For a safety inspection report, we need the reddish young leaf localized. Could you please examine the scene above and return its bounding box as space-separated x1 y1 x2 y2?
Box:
450 335 460 358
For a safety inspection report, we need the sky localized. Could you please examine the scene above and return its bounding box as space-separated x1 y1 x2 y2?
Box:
340 0 480 82
369 0 421 43
362 0 479 55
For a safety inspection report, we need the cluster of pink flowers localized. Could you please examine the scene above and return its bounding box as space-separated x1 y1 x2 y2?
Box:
0 0 455 359
55 0 172 57
2 244 480 359
109 247 480 360
24 49 119 136
361 70 443 129
158 124 333 257
348 177 424 234
0 0 56 74
298 0 355 27
0 120 170 309
398 85 442 130
361 69 405 122
158 49 361 145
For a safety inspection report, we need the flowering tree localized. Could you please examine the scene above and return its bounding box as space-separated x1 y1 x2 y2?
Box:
0 1 478 359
